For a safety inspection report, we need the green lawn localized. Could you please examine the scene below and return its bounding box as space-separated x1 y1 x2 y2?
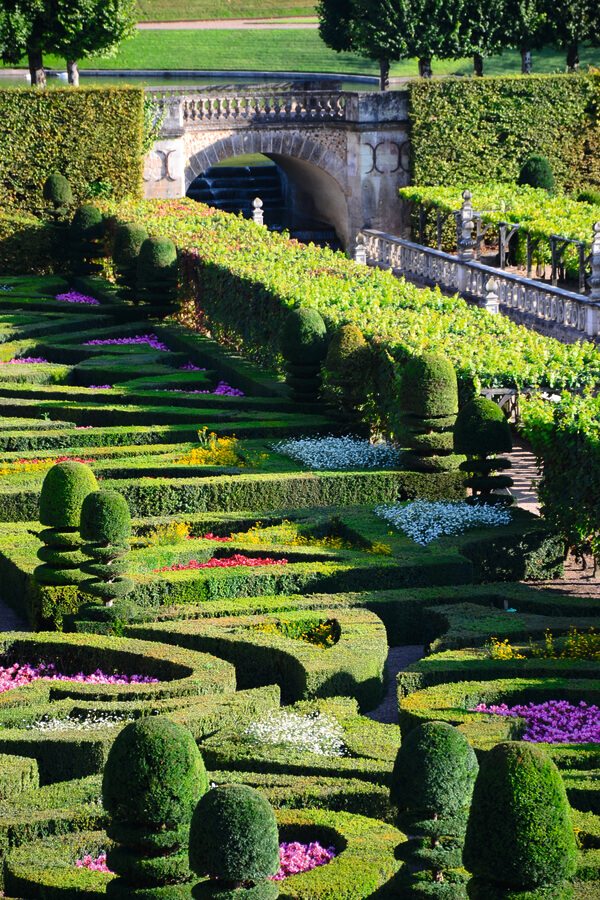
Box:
27 29 600 78
136 0 317 20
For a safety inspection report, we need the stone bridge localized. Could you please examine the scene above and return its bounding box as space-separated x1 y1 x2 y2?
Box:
143 87 410 250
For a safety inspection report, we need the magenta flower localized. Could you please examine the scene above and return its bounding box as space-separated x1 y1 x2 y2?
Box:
270 841 336 880
471 699 600 743
179 362 206 371
0 663 158 693
76 853 113 873
0 357 50 365
83 334 170 351
56 292 99 305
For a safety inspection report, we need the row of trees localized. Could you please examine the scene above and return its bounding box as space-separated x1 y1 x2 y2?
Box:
318 0 600 88
0 0 137 87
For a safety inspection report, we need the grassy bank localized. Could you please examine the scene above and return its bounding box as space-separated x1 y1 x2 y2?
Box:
136 0 317 19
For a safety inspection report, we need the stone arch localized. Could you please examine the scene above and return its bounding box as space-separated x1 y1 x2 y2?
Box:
184 131 350 248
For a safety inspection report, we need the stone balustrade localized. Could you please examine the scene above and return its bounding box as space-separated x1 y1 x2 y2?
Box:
360 229 600 339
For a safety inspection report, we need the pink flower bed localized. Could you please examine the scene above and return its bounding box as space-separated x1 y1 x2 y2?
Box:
271 841 336 880
179 362 206 371
0 663 158 693
156 381 244 397
193 533 233 542
154 554 288 573
76 853 112 873
83 334 170 351
0 357 50 365
56 291 99 305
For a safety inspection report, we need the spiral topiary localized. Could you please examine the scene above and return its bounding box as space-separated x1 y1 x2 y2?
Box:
321 324 371 426
280 307 328 403
189 784 280 900
463 741 577 897
70 204 106 275
136 236 179 312
42 173 73 225
397 353 463 472
103 716 209 899
453 397 513 505
79 490 134 609
391 721 478 897
34 461 98 586
113 223 149 303
518 155 555 193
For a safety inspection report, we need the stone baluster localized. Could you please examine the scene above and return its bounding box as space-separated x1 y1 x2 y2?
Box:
252 198 265 226
482 277 499 314
353 232 367 264
456 190 475 262
585 222 600 336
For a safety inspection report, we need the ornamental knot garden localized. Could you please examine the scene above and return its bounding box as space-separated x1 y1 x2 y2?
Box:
143 87 411 250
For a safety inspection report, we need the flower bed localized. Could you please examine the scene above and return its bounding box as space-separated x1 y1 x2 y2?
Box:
272 841 336 880
56 292 99 306
154 554 289 573
273 436 400 470
375 500 512 545
0 663 158 693
244 710 347 758
471 700 600 744
83 334 170 351
0 357 49 365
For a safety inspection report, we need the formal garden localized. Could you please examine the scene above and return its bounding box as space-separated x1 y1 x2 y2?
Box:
1 66 600 899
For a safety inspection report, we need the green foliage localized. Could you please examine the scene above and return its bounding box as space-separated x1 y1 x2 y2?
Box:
80 489 131 544
391 720 478 815
189 784 280 884
113 222 149 302
408 74 600 190
136 235 179 308
280 308 328 366
518 154 555 192
454 398 513 504
38 461 98 529
321 324 371 421
577 188 600 205
0 87 143 212
42 173 73 210
463 741 578 889
79 490 133 608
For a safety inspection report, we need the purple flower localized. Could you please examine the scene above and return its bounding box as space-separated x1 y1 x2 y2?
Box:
471 700 600 743
56 292 99 305
0 357 50 365
83 334 170 352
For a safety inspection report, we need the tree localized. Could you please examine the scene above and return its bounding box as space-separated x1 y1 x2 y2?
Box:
0 0 52 87
51 0 137 86
544 0 599 71
457 0 507 76
502 0 549 73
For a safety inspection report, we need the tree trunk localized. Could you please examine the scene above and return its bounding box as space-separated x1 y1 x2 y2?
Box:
567 42 579 71
418 57 433 78
473 53 484 77
521 49 532 74
379 58 390 91
28 49 46 87
67 60 80 86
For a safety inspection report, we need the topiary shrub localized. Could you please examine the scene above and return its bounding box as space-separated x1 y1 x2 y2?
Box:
391 721 478 897
103 716 208 899
517 155 555 192
280 307 328 403
576 188 600 206
189 784 280 900
136 235 179 313
34 461 98 586
70 203 106 275
321 324 372 427
42 173 73 225
113 222 149 303
79 490 134 609
453 397 513 505
463 741 578 897
397 352 463 472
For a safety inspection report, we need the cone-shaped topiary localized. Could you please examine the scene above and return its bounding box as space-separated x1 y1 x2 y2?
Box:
518 155 555 192
35 461 98 586
113 223 149 303
280 308 328 403
322 324 371 426
453 397 513 505
391 721 478 895
103 716 208 899
136 236 179 312
79 490 133 608
397 353 463 472
189 784 280 900
463 741 577 895
42 173 73 225
70 204 106 275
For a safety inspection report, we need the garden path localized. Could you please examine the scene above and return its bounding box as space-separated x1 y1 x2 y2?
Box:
137 18 319 29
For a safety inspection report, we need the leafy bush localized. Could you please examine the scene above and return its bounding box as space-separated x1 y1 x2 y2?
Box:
113 223 149 303
281 308 328 403
518 155 555 192
454 398 513 505
321 324 371 424
136 235 179 309
79 490 134 608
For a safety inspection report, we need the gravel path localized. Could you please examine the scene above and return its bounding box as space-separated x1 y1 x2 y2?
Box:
137 18 319 29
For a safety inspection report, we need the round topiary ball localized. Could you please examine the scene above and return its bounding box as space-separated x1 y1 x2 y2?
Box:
324 324 369 375
453 397 512 457
517 154 555 192
80 490 131 545
39 461 98 528
463 741 578 890
280 308 328 366
102 716 208 829
137 235 178 276
113 223 149 267
43 173 73 206
399 353 458 418
71 204 104 240
189 784 280 885
391 720 479 816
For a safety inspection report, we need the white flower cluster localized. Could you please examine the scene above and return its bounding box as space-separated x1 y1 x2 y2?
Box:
272 435 399 470
375 499 512 545
24 713 134 732
243 710 346 757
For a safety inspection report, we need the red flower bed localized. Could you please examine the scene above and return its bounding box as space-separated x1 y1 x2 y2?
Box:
154 554 288 573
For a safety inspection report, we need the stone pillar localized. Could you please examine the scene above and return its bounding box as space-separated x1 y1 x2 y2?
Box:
456 190 475 262
481 277 499 314
353 232 367 264
143 95 186 201
252 197 264 226
585 222 600 336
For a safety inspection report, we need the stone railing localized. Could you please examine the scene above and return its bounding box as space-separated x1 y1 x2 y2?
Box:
360 228 600 338
146 89 347 126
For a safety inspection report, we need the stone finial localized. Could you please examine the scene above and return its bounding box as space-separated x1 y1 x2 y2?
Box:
354 232 367 265
456 190 475 261
252 197 264 226
588 222 600 302
482 277 499 314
